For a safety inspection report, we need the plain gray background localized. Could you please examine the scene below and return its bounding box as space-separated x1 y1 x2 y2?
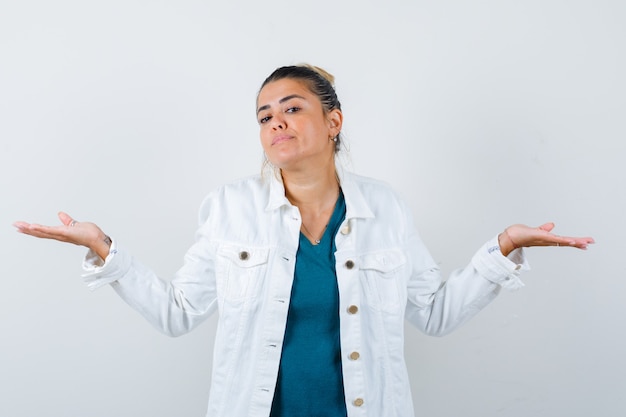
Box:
1 0 624 416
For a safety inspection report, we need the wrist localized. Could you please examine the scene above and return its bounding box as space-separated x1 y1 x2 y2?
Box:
92 233 112 260
498 229 517 257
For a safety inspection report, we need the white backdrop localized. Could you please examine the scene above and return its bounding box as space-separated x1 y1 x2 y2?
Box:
1 1 624 416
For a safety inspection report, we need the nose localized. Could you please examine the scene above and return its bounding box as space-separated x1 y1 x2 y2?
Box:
271 114 286 130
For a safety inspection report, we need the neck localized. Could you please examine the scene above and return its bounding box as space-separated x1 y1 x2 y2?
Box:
281 160 339 212
281 161 340 246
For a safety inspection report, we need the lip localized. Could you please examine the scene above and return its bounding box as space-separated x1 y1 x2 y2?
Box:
271 134 293 146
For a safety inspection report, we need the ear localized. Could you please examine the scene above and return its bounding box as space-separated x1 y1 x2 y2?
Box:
326 108 343 138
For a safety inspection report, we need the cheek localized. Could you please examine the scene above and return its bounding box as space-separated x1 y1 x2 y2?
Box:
258 126 271 150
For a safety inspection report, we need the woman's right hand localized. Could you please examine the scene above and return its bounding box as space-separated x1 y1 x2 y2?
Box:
13 211 112 260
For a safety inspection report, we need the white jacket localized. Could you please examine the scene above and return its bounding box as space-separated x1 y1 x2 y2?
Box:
83 171 527 417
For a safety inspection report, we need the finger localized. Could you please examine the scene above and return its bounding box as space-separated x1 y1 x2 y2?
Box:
554 236 595 249
538 222 555 233
14 219 76 242
571 237 595 248
13 221 31 230
17 223 72 241
58 211 75 227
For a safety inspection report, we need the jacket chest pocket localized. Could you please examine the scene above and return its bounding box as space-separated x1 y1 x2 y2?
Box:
216 244 270 300
359 249 407 314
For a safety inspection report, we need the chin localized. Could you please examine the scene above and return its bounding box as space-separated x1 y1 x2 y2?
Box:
265 152 299 170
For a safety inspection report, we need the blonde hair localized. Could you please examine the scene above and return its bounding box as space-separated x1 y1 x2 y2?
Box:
299 64 336 86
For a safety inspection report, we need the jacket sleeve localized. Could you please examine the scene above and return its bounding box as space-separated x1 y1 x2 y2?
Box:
402 201 529 337
81 198 219 337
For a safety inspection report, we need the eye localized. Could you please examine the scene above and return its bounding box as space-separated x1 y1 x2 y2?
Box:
258 115 271 124
286 106 301 113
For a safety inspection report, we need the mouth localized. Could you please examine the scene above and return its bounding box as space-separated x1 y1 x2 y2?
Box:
271 134 293 146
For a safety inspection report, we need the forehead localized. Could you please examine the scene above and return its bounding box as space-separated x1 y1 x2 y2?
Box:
257 78 315 107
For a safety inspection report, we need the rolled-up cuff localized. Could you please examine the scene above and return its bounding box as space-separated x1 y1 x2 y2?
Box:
472 235 530 291
81 239 131 290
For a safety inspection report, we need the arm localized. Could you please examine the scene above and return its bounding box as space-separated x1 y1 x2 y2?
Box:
404 218 593 336
13 210 218 336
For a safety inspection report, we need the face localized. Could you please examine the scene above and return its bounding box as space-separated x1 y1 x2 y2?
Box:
256 78 342 171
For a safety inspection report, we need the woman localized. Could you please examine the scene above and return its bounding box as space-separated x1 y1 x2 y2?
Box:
14 65 594 417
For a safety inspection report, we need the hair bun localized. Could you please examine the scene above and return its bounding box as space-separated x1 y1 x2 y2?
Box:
299 64 336 85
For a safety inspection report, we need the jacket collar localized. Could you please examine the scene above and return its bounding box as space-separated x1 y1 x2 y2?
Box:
265 170 291 212
265 166 375 220
338 169 375 220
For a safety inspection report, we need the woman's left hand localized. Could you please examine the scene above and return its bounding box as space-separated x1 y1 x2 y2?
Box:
498 222 594 256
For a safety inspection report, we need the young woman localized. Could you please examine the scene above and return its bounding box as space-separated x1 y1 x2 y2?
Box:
14 65 594 417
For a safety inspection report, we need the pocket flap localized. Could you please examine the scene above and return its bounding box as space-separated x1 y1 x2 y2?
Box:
359 249 406 273
218 244 270 268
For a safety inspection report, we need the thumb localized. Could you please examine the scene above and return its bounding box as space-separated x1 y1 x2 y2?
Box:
57 211 74 226
538 222 555 232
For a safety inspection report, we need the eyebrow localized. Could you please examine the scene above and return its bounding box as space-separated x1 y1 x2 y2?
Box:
256 94 306 115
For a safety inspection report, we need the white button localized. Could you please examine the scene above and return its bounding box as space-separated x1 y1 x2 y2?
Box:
340 225 351 235
515 264 522 270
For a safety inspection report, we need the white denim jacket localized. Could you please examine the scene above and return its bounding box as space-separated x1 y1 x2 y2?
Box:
82 171 528 417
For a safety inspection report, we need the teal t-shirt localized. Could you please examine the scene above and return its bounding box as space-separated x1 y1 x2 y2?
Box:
270 190 348 417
